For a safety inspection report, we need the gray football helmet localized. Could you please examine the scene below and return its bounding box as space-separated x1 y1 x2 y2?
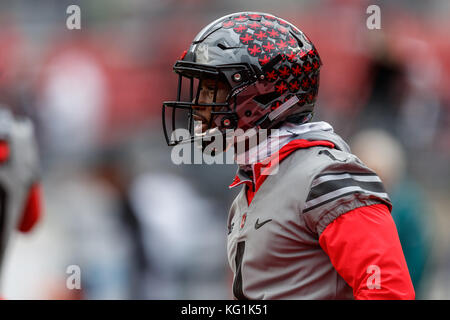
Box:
162 11 322 146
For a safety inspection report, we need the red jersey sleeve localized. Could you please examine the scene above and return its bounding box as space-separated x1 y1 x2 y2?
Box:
319 203 415 300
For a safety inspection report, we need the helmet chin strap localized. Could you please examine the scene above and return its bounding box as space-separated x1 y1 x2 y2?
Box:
268 95 300 121
255 95 305 129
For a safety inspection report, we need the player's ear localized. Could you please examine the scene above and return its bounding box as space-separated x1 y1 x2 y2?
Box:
17 183 43 233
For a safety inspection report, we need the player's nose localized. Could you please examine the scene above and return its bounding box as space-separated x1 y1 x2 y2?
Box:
192 94 209 111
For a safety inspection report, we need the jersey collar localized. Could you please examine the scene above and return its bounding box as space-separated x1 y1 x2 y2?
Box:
229 138 335 190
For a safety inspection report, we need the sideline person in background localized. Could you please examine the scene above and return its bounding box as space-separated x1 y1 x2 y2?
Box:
0 107 42 298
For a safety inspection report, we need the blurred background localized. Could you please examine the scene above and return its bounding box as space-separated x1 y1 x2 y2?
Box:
0 0 448 299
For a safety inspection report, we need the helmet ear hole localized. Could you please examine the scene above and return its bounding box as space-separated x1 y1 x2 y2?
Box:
217 43 227 50
253 91 281 106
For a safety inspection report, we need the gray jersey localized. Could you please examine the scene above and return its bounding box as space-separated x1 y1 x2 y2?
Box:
227 129 391 299
0 109 40 279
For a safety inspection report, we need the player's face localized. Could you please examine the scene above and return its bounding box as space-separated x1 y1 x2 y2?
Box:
192 79 230 133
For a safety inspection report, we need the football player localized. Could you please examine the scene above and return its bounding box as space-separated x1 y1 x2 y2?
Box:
162 12 415 299
0 108 42 295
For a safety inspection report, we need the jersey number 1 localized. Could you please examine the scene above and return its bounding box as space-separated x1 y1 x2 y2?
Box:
233 241 248 300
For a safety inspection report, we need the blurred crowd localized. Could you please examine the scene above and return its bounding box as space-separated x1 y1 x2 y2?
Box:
0 0 449 299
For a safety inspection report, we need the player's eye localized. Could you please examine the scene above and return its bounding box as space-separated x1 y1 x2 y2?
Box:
199 86 216 95
200 85 215 92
